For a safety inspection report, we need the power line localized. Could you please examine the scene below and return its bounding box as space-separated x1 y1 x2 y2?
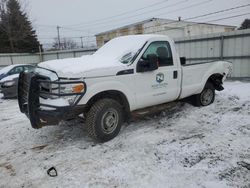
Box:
34 24 57 28
39 10 249 43
185 7 249 21
38 35 93 39
41 40 97 44
66 0 212 34
65 0 189 28
104 3 250 35
200 12 250 23
91 1 250 33
183 3 250 22
141 3 250 30
64 0 172 27
149 0 213 19
60 26 90 33
66 0 212 31
88 6 249 37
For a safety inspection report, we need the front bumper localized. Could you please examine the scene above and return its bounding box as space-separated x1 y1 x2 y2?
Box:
18 71 87 129
0 84 17 98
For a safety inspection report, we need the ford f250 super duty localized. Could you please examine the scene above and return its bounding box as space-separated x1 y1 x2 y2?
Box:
18 35 232 142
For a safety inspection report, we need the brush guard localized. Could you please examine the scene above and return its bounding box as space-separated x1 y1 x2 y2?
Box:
18 71 87 129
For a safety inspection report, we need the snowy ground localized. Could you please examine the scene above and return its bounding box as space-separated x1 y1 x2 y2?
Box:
0 81 250 188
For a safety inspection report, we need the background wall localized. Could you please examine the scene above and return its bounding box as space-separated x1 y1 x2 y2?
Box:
0 49 97 68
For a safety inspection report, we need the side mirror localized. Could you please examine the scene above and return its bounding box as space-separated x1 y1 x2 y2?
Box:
137 54 158 73
180 57 186 65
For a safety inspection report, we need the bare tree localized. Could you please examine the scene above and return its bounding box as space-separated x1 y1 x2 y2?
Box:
53 37 77 50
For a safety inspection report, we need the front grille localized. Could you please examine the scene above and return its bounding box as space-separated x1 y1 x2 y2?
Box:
39 78 53 99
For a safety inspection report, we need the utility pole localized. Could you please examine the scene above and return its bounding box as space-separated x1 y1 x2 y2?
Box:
57 26 61 50
80 37 84 48
38 44 43 62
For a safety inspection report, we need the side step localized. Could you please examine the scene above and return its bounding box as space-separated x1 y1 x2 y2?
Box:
132 102 177 118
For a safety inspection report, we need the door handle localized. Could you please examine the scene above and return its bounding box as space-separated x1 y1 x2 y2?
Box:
173 71 178 79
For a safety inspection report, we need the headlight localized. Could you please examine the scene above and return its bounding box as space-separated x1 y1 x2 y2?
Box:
59 83 85 94
58 83 86 105
72 83 85 93
2 80 15 87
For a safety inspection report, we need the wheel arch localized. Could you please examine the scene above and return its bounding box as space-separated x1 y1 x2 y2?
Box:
85 90 131 118
205 73 224 91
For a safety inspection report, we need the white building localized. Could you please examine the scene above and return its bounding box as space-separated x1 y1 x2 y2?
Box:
96 18 236 48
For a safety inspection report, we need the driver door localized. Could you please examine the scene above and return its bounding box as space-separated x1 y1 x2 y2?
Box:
134 41 180 109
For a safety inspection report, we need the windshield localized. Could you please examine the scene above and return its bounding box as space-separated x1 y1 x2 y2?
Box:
0 65 15 75
35 67 58 81
119 44 146 64
93 35 149 63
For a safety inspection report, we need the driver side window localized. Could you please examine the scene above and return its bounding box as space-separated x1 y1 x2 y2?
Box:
142 41 173 67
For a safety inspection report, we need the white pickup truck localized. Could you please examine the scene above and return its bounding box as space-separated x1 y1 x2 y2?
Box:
18 34 232 142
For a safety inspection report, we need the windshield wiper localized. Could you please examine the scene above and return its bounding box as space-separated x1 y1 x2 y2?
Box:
129 41 148 64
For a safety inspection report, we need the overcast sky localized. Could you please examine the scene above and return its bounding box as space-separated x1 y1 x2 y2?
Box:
20 0 250 45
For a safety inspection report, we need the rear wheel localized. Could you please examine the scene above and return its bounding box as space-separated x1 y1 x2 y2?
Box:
86 98 124 142
192 82 215 107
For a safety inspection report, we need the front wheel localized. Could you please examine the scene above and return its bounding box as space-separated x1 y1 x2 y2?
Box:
192 82 215 107
86 99 124 142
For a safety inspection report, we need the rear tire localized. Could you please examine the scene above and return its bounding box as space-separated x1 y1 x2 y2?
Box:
86 98 124 142
192 82 215 107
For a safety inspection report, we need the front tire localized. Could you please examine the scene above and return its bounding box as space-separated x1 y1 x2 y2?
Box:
86 99 124 142
192 82 215 107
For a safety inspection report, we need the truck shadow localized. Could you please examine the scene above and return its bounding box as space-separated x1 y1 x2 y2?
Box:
32 118 94 150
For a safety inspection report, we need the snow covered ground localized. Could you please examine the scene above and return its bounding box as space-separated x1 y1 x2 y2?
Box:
0 81 249 188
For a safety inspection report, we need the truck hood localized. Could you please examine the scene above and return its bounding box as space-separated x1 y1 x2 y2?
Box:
38 55 128 78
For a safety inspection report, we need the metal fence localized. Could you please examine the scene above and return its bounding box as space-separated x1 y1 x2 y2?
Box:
0 29 250 77
175 29 250 77
0 48 97 68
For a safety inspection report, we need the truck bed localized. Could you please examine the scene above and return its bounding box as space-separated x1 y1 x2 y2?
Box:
180 60 229 99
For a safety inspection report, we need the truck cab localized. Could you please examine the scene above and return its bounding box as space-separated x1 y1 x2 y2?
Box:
133 39 181 109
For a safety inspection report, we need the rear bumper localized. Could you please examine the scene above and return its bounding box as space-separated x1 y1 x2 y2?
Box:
18 71 87 129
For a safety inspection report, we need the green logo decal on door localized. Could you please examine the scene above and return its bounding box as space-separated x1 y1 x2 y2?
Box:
156 73 164 83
